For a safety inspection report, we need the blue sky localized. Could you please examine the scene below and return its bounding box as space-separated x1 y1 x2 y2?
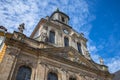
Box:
0 0 120 73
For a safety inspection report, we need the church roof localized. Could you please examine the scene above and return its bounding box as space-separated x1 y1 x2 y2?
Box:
50 8 70 20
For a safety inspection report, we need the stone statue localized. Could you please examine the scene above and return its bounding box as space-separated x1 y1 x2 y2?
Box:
99 57 104 65
40 29 47 42
18 23 25 33
84 49 91 60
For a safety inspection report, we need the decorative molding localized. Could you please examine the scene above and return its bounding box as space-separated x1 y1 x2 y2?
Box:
7 46 20 57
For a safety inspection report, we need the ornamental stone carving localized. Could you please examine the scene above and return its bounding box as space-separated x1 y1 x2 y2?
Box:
6 46 20 57
18 23 25 33
99 57 104 65
40 29 48 42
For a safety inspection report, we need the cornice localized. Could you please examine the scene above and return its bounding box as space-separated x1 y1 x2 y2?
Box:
39 54 112 78
3 31 113 79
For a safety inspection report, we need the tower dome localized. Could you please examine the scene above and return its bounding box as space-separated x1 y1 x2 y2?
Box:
50 8 70 24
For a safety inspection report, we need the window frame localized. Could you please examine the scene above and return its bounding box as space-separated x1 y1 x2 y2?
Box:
47 72 58 80
49 31 55 43
77 42 82 54
16 66 32 80
69 77 76 80
61 16 65 22
64 37 69 47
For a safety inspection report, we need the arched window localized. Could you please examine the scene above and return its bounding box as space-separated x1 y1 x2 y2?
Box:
61 16 65 22
16 66 32 80
77 42 82 54
64 37 69 47
47 72 58 80
69 77 76 80
49 31 55 43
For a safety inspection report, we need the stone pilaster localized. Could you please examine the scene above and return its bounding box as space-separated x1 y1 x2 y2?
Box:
0 46 20 80
60 68 67 80
36 62 47 80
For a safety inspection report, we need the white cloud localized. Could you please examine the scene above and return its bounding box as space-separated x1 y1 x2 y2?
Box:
0 0 40 35
87 40 120 73
88 44 97 53
106 56 120 73
87 39 120 73
87 41 100 64
0 0 101 68
88 43 120 73
0 0 119 74
0 0 94 36
91 54 100 64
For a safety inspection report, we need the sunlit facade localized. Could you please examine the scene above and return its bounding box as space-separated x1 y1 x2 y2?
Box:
0 9 113 80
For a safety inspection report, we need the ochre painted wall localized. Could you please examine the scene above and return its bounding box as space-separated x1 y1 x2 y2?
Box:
0 44 6 63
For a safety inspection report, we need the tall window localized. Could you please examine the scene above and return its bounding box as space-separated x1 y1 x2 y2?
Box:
77 42 82 54
47 72 58 80
16 66 32 80
64 37 69 47
61 17 65 22
49 31 55 43
69 77 76 80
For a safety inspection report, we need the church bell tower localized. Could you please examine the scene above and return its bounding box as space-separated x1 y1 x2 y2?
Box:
50 8 70 25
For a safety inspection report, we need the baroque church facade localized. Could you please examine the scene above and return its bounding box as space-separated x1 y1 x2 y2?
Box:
0 9 113 80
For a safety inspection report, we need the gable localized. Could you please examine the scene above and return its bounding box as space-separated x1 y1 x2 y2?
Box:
40 47 99 70
30 18 47 38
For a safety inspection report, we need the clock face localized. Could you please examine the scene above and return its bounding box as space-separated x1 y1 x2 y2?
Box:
63 29 69 34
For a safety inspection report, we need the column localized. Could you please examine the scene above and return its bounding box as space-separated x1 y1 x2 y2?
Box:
60 69 67 80
35 63 46 80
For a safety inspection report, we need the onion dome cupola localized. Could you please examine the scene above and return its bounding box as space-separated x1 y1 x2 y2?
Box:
50 8 70 25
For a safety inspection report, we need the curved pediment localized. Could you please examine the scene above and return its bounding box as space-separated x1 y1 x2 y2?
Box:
40 47 99 70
